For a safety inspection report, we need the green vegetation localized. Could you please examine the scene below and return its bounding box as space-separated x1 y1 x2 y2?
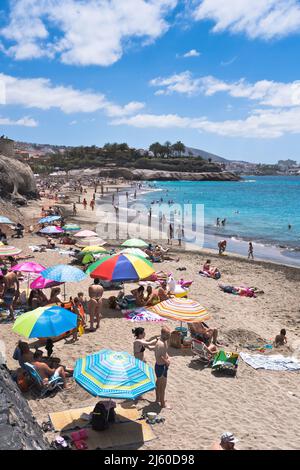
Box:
28 141 222 175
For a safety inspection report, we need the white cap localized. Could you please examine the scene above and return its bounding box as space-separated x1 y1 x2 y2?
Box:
221 432 239 444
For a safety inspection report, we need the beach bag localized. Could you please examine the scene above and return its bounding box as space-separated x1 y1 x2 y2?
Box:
170 331 182 349
91 403 109 431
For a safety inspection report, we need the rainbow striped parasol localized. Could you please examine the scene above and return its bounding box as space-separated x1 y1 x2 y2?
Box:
89 253 154 282
0 246 22 256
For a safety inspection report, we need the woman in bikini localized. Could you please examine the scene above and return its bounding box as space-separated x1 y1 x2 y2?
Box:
132 327 158 362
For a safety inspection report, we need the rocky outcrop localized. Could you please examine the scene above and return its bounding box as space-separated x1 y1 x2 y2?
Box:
0 366 49 450
0 154 38 204
96 167 240 182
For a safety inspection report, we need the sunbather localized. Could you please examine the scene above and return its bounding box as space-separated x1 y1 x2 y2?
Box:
28 289 48 309
211 432 239 450
189 322 218 345
48 287 62 305
131 286 146 306
32 358 68 389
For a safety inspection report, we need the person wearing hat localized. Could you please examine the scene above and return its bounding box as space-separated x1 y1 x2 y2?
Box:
211 432 239 450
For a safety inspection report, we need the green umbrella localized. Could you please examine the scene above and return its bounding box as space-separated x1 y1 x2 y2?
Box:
121 238 148 248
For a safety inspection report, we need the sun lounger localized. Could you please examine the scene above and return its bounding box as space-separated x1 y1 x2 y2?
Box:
23 362 64 397
191 339 214 365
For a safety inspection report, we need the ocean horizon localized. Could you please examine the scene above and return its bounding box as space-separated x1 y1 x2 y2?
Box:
137 175 300 267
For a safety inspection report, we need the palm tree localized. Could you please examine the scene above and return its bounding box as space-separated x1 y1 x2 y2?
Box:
171 141 186 157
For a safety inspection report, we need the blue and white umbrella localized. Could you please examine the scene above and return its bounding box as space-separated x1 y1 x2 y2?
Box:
41 264 87 299
74 349 156 399
0 216 14 224
40 226 64 234
39 215 61 224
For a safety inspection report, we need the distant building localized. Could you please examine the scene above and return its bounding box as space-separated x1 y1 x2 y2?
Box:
0 136 14 157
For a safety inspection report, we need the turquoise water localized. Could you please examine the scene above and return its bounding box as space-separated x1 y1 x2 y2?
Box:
139 176 300 252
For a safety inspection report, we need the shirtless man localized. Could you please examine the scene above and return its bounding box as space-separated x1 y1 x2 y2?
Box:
0 266 20 320
154 326 171 409
190 321 218 345
88 279 103 331
32 359 67 389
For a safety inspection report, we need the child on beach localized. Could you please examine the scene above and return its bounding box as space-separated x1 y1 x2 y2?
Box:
274 329 287 347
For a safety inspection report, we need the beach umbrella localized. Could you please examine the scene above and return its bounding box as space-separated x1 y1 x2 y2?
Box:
38 215 61 224
74 349 156 399
0 216 14 224
40 264 87 299
74 230 98 238
120 248 148 258
121 238 148 248
30 276 62 290
76 237 107 247
148 298 209 323
40 226 64 234
81 246 108 254
12 305 77 339
89 253 154 282
11 261 46 293
63 224 81 231
0 246 22 257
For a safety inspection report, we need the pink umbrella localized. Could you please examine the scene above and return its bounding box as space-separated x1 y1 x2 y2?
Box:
11 262 46 292
74 230 98 238
30 276 62 290
11 262 45 273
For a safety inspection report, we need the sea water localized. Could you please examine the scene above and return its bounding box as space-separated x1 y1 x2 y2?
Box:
138 176 300 266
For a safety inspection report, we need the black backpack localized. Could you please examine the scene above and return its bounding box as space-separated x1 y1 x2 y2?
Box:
91 402 116 431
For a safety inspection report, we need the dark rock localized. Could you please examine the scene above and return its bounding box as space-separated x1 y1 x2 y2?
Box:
0 366 49 450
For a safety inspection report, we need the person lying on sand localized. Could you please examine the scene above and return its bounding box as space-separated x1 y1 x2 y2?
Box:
201 259 221 279
274 329 287 347
211 432 239 450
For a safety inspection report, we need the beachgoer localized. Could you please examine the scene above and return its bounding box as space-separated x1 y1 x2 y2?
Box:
203 259 220 277
211 432 239 450
88 279 103 331
216 218 220 227
47 236 56 249
221 218 226 226
189 322 218 346
90 199 95 211
32 359 67 389
167 223 174 245
83 198 87 210
132 327 158 362
0 266 20 320
248 242 254 260
154 326 171 409
274 328 287 347
131 285 146 306
218 240 227 255
28 289 48 309
288 224 292 230
72 203 77 216
48 287 62 305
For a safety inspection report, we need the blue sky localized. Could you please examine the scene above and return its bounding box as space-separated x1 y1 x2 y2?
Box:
1 0 300 163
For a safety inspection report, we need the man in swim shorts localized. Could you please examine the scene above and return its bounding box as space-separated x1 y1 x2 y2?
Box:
0 267 20 320
154 326 171 409
88 279 104 331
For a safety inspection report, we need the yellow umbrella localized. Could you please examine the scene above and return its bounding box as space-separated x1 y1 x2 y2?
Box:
81 246 107 254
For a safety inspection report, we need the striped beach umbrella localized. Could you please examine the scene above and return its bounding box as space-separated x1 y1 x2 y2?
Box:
12 305 77 339
0 246 22 257
89 253 154 282
74 349 156 399
149 298 209 323
76 237 107 247
40 226 64 234
39 215 61 224
121 238 148 248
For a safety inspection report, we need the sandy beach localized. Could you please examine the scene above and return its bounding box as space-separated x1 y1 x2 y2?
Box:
1 185 300 451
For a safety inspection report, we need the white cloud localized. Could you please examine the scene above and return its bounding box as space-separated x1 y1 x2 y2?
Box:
111 106 300 139
0 73 145 117
183 49 201 57
0 116 38 127
193 0 300 40
150 71 300 108
150 71 202 95
2 0 177 66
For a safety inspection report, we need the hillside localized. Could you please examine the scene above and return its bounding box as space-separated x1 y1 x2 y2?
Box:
183 146 229 163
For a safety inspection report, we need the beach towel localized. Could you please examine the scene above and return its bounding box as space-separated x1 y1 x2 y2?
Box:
123 307 166 322
240 352 300 371
49 403 141 432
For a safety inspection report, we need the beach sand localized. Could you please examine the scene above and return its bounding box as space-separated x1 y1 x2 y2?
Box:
1 187 300 450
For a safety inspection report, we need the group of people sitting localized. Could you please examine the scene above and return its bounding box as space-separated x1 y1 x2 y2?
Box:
131 282 170 307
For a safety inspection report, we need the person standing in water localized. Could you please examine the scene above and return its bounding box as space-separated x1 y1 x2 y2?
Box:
248 242 254 260
216 218 220 227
